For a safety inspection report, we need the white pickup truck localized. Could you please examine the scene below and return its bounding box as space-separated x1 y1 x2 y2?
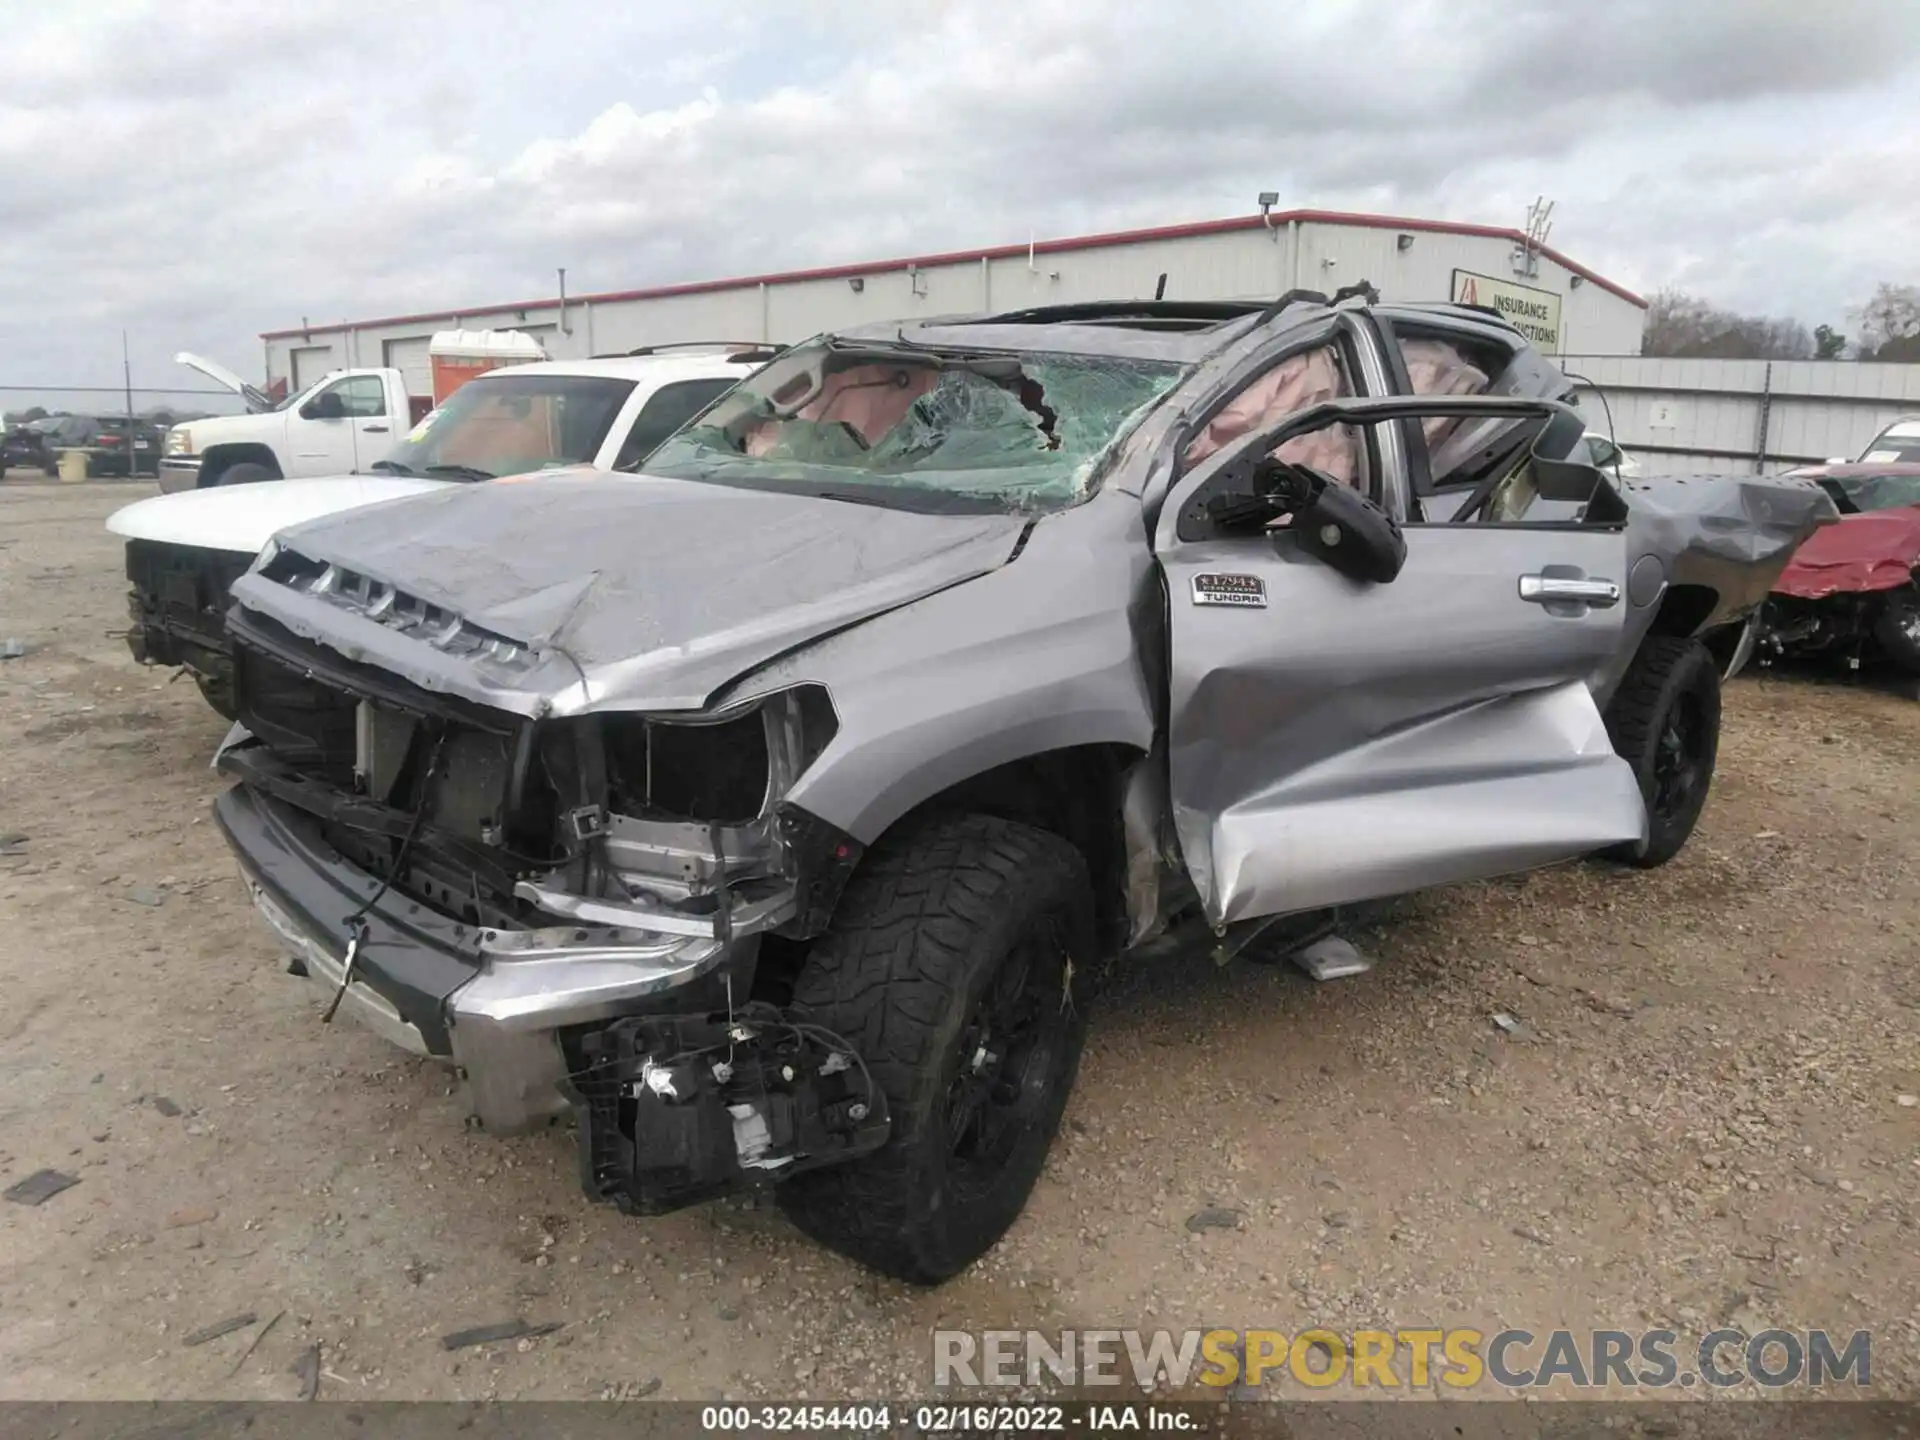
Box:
114 346 775 715
161 354 423 493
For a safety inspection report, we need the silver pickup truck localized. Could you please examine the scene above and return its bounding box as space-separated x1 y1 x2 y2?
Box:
205 292 1833 1283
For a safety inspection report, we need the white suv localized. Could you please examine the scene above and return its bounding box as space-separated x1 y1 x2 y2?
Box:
108 346 775 716
1854 416 1920 464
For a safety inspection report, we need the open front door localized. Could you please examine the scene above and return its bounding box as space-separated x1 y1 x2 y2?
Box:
1154 397 1647 927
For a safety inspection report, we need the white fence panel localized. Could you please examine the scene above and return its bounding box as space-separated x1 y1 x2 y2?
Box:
1562 356 1920 476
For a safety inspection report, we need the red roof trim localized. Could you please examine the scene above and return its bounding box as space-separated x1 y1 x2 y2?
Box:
261 208 1645 341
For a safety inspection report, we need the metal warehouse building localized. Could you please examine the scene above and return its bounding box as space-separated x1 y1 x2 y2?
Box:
261 208 1648 395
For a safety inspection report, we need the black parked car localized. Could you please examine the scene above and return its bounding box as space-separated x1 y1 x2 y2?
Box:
10 415 165 477
1 418 61 474
77 415 165 477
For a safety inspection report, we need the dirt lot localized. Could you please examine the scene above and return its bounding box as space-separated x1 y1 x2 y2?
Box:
1 478 1916 1404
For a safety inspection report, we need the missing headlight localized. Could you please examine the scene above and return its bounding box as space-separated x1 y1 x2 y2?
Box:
603 708 771 824
596 687 839 827
595 687 837 833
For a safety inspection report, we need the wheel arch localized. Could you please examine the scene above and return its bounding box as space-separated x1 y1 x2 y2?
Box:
786 736 1149 963
1639 580 1771 680
876 740 1144 954
196 443 282 487
1647 582 1721 639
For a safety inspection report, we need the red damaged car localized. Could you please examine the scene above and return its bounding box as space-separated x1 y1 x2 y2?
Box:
1757 462 1920 675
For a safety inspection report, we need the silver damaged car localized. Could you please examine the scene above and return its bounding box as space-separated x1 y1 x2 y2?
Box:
210 293 1834 1282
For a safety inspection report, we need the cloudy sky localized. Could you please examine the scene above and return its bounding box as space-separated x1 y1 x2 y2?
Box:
1 0 1914 402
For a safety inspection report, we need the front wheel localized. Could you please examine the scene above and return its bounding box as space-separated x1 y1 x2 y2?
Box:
212 461 278 487
776 813 1095 1284
1873 589 1920 675
1603 636 1721 868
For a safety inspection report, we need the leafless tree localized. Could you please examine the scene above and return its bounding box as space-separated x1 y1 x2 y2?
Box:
1641 289 1717 356
1855 282 1920 361
1640 288 1813 360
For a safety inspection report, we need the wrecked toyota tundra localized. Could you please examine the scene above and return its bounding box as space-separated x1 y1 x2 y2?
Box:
211 293 1834 1282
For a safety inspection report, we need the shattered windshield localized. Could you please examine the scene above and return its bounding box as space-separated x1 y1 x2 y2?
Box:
1819 471 1920 514
642 340 1186 513
373 373 636 481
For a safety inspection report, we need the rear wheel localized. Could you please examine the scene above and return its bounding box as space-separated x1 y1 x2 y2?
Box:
776 813 1095 1284
1873 589 1920 675
1602 636 1721 868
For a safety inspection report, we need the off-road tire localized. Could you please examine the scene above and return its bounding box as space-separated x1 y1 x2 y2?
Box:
776 813 1095 1284
212 461 278 487
1602 635 1721 868
1873 589 1920 675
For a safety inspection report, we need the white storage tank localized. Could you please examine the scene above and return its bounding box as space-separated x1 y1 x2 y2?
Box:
427 329 549 405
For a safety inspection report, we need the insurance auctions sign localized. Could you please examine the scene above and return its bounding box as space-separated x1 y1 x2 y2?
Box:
1451 269 1563 350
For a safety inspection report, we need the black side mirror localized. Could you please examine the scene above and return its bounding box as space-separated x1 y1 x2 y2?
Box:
302 392 346 420
1263 462 1407 584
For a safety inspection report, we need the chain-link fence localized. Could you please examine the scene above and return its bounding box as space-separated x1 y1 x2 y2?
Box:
1 382 245 481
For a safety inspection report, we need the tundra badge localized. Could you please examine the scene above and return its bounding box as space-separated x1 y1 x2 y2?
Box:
1190 573 1267 609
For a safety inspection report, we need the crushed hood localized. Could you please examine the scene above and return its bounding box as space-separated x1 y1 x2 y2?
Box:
1772 506 1920 599
107 475 449 555
231 470 1029 716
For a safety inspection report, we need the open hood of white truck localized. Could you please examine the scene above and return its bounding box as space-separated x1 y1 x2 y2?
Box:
175 351 276 413
107 475 449 556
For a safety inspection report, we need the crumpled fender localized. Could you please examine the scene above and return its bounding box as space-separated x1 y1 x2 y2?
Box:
1772 506 1920 600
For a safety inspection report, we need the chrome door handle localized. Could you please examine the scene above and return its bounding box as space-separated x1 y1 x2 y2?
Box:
1518 574 1621 607
362 424 389 433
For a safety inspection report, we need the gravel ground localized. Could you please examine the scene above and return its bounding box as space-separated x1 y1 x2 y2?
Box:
1 478 1916 1404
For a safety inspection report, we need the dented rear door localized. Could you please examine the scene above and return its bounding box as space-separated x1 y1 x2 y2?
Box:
1153 395 1646 928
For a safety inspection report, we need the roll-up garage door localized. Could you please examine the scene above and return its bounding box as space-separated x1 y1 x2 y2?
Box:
290 345 336 390
382 336 433 400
